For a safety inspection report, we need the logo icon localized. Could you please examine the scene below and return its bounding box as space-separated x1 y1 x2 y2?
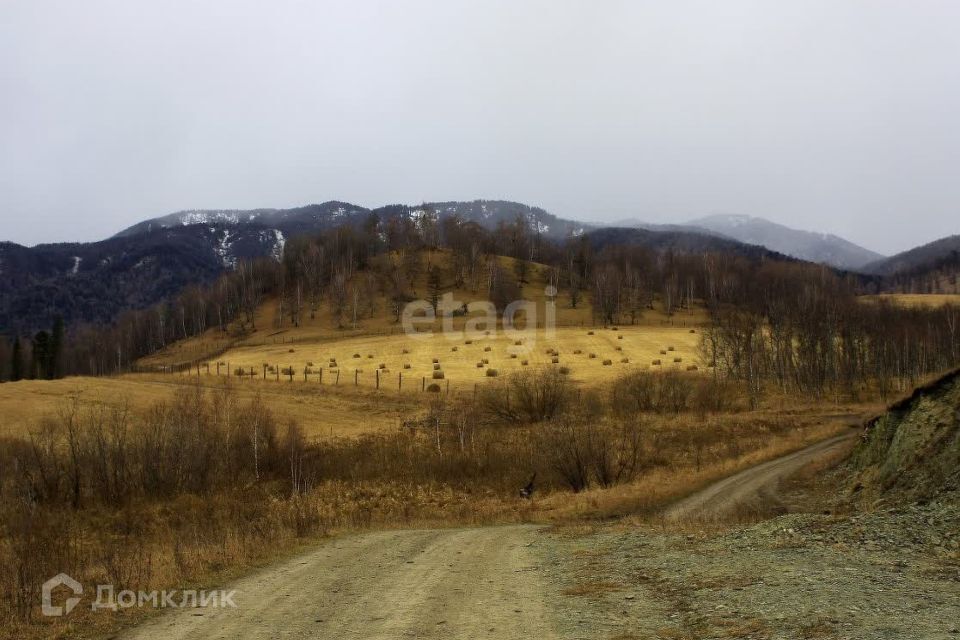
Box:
42 573 82 617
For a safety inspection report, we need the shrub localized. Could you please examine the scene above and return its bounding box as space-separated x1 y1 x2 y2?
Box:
432 370 445 379
451 346 458 352
615 346 622 351
686 365 698 371
558 366 570 375
510 354 517 359
674 357 682 363
367 354 374 359
537 416 643 492
667 346 675 351
620 358 629 363
486 368 498 377
403 363 411 369
379 363 386 369
617 335 623 340
479 369 571 422
484 347 492 352
515 340 523 346
602 359 613 366
306 361 314 367
432 358 440 364
588 353 596 359
587 331 594 335
426 383 442 392
353 353 361 358
465 340 473 345
402 348 410 354
689 329 696 334
659 350 667 355
651 359 661 366
521 360 529 366
289 349 295 353
573 349 582 355
281 366 295 376
609 370 736 415
482 358 489 364
433 363 441 370
476 362 484 368
551 357 560 364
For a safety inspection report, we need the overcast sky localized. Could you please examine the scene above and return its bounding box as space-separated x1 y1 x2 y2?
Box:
1 1 958 255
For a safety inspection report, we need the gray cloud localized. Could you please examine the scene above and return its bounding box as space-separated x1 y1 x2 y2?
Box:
1 0 958 255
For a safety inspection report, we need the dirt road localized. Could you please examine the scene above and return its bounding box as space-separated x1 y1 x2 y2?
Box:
122 525 556 640
121 433 857 639
664 431 859 523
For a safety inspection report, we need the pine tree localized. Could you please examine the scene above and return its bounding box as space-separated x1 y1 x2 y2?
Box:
50 316 65 379
11 337 22 382
32 331 50 379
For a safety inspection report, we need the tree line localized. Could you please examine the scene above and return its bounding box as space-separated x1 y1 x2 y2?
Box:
1 208 958 395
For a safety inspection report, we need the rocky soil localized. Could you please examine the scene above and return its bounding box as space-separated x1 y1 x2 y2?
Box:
540 491 960 640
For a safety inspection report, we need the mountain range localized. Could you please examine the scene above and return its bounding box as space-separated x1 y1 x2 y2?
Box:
616 214 885 271
1 200 957 334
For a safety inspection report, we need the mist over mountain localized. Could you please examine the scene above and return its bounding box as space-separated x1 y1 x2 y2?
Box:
616 214 885 271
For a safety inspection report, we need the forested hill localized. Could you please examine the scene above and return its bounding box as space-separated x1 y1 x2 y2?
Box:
114 199 588 242
0 225 284 336
1 200 779 335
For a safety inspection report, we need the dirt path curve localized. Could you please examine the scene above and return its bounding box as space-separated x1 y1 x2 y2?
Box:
664 431 859 523
121 525 556 640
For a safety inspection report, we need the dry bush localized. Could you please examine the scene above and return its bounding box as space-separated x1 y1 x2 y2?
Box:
610 370 741 415
535 415 644 492
486 368 499 377
432 371 445 379
479 369 571 423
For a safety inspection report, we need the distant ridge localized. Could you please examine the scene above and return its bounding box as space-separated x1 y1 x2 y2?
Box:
617 214 884 271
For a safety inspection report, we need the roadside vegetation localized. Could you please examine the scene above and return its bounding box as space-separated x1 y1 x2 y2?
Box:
1 366 848 637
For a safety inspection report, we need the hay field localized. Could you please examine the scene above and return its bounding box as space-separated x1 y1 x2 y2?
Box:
859 293 960 307
181 324 704 394
0 374 419 440
139 249 708 369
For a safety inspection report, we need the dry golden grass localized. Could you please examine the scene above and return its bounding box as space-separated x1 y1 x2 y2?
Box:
0 374 420 440
186 325 704 395
858 293 960 308
139 249 708 370
535 418 849 526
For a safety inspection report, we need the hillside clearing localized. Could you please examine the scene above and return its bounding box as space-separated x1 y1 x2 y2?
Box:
0 374 418 439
